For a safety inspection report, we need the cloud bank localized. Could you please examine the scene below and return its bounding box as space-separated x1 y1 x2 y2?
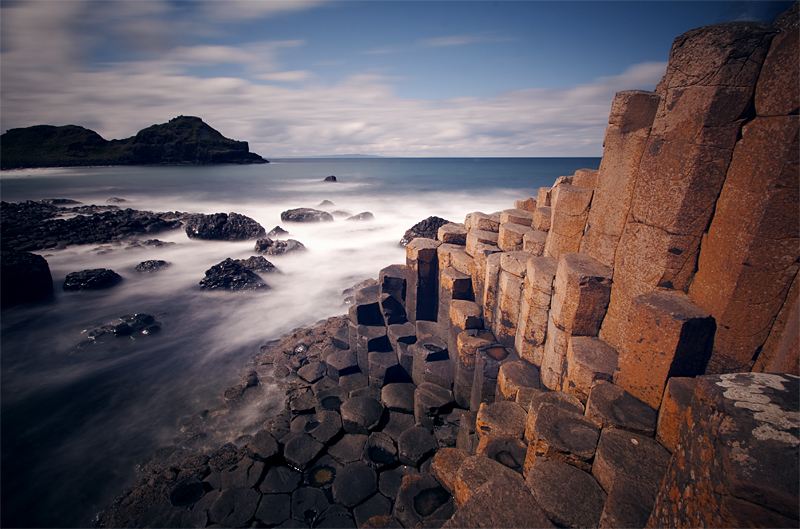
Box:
0 1 667 158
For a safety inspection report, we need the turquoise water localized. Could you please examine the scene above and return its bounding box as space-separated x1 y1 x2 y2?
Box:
0 157 599 528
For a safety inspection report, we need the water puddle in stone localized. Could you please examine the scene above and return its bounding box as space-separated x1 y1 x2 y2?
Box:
413 487 450 517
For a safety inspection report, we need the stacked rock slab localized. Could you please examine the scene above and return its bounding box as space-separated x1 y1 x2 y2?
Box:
599 22 779 352
543 183 594 261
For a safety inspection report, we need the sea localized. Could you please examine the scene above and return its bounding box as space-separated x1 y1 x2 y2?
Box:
0 157 600 528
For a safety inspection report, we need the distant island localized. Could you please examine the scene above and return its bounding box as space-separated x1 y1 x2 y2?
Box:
0 116 268 169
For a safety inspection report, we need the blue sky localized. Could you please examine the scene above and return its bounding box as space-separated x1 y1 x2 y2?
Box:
0 1 792 157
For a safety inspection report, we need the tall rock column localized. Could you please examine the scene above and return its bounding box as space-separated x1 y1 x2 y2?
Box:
542 184 593 261
600 22 778 350
688 16 799 374
580 90 660 269
406 238 442 323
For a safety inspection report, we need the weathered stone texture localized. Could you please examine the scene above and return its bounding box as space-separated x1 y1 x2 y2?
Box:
496 360 541 401
688 114 799 374
755 17 799 117
482 253 503 330
533 206 551 232
647 373 800 528
498 222 534 252
526 457 607 529
405 237 442 324
522 229 547 256
500 208 534 227
438 267 473 341
537 187 552 207
580 90 660 269
614 290 715 409
438 223 467 245
525 404 600 473
564 336 618 403
571 168 599 189
600 22 778 350
466 229 499 256
453 454 520 507
475 400 527 442
465 212 500 233
549 253 613 337
585 382 658 436
516 256 558 365
543 184 593 261
469 243 500 309
754 269 799 375
493 254 527 347
655 377 698 453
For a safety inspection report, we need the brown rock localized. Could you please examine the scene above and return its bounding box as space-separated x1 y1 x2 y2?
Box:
533 206 552 232
438 267 473 341
466 229 499 256
516 256 558 366
405 237 441 323
456 410 477 454
494 270 525 347
394 473 455 527
585 382 658 436
688 115 799 374
522 229 547 256
564 336 618 403
549 253 613 336
580 90 660 269
482 252 503 330
655 377 698 453
474 434 528 474
544 184 593 261
514 197 538 212
438 243 475 278
526 457 607 528
475 400 527 442
454 329 495 409
755 17 799 117
754 268 799 374
498 222 534 252
471 344 517 412
614 290 715 409
571 168 599 189
437 223 467 245
500 208 534 227
453 454 519 507
496 360 541 401
540 315 570 390
430 447 471 494
525 403 600 474
592 427 671 494
465 212 500 233
524 390 585 443
537 186 552 207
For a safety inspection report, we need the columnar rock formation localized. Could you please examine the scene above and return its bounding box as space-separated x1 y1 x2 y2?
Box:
102 10 798 529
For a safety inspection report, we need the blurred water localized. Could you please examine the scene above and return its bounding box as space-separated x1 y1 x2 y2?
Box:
0 157 599 528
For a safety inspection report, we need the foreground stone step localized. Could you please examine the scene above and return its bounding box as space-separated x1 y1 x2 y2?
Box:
475 400 527 443
496 360 541 402
394 473 455 528
415 382 455 432
454 329 496 410
564 336 618 404
430 447 471 494
475 434 527 474
585 382 657 436
524 403 600 474
526 457 607 528
453 454 521 507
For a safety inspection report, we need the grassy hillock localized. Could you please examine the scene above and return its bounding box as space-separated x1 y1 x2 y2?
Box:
0 116 268 169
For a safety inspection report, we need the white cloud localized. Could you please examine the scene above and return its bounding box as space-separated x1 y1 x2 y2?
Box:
419 33 515 47
255 70 314 82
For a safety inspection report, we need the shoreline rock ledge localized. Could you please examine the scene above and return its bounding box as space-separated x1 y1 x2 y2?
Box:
100 7 799 529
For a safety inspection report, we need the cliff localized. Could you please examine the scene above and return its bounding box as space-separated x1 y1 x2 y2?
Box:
0 116 268 169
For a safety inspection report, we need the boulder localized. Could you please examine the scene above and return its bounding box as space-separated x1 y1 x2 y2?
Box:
234 255 277 273
184 212 265 240
346 212 374 221
324 176 337 182
134 260 170 273
1 250 53 305
281 208 334 222
254 237 305 255
63 268 122 291
399 216 451 246
198 258 268 291
267 225 289 238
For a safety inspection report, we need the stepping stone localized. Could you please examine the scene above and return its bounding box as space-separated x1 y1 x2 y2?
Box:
331 324 351 350
525 403 599 474
326 349 360 380
564 336 617 403
349 291 383 326
381 383 416 414
394 473 455 528
328 433 368 464
369 351 404 388
592 427 671 494
475 400 526 441
379 264 407 303
312 375 338 394
397 426 438 468
260 465 302 494
291 410 342 445
410 336 450 386
340 395 384 435
496 360 541 402
208 487 261 527
431 447 471 494
304 454 341 490
525 390 585 442
355 325 393 370
415 382 455 432
246 430 279 461
381 293 408 326
289 390 317 414
220 458 265 489
332 462 378 507
475 434 527 474
387 321 417 351
316 504 356 528
255 494 291 527
585 382 657 436
283 433 325 470
169 478 205 508
443 471 555 529
298 361 326 384
453 454 520 507
378 465 419 500
315 386 348 411
416 320 439 339
379 410 416 443
361 431 398 471
350 386 382 400
354 493 393 528
471 344 517 412
339 371 369 392
291 486 331 525
599 475 661 529
525 457 607 529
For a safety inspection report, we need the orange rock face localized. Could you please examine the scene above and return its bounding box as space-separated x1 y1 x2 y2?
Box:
614 290 715 409
543 185 593 261
571 168 599 189
516 256 558 366
564 336 618 404
498 222 533 252
654 377 698 453
753 269 799 375
549 253 613 337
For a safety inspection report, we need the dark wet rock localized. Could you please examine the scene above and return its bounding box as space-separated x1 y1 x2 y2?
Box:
399 216 451 246
134 259 170 273
346 212 374 221
361 432 398 471
63 268 122 290
184 212 265 240
256 493 292 526
168 478 205 507
284 433 325 470
479 436 527 474
298 361 327 384
304 455 341 489
381 383 417 414
281 208 334 223
353 494 393 528
317 504 357 528
325 349 360 380
526 457 607 528
107 197 126 203
291 410 342 445
324 176 337 182
246 430 279 461
235 255 278 273
379 411 416 444
0 250 53 306
199 258 268 291
208 443 242 472
220 457 265 489
268 225 289 238
207 487 261 527
340 396 384 435
254 237 306 255
291 486 330 525
378 465 419 500
332 462 377 507
397 427 438 468
328 434 368 465
260 466 302 494
316 386 349 412
394 473 455 528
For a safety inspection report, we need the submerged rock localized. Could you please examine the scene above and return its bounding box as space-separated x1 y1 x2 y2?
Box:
134 260 170 273
184 212 266 241
399 216 451 246
63 268 122 290
199 258 269 291
234 255 277 273
346 212 375 221
281 208 334 223
254 237 305 256
267 225 289 238
0 250 53 306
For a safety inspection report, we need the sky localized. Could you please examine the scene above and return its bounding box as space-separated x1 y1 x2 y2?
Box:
0 0 793 158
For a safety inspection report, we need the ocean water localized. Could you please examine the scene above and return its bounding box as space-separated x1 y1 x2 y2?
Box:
0 157 599 528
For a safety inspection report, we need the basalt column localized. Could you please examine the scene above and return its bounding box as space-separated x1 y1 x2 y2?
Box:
600 22 778 351
688 18 799 374
406 238 442 324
